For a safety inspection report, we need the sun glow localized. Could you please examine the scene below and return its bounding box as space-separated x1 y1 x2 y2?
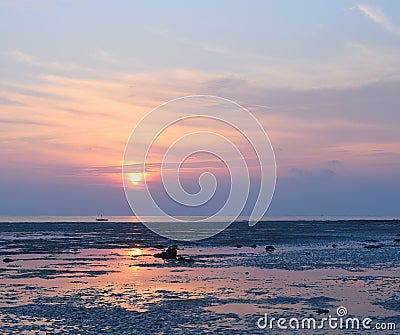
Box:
129 248 143 257
128 173 144 186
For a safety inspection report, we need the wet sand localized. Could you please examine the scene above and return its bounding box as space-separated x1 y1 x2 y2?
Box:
0 220 399 334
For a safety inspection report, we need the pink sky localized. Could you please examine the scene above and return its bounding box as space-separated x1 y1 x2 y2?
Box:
1 1 399 216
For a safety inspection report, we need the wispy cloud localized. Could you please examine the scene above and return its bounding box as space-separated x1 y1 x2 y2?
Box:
2 49 399 183
0 118 55 126
245 41 400 90
356 3 400 36
4 50 77 71
0 97 24 106
2 50 105 75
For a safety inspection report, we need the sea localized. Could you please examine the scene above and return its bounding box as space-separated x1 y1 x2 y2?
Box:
1 216 399 334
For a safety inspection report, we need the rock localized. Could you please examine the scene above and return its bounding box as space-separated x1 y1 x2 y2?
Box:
245 271 249 275
393 239 400 243
250 244 257 249
234 244 243 248
153 246 178 260
153 252 163 258
315 309 330 315
332 244 337 248
364 245 382 249
164 247 178 259
3 258 14 263
265 245 276 252
305 251 311 255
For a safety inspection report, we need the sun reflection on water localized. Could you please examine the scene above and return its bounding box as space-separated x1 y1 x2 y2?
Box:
129 248 143 257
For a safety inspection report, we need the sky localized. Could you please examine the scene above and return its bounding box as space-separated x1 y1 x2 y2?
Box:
0 0 399 217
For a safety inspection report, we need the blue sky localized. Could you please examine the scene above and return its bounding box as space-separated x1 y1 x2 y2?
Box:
0 1 399 216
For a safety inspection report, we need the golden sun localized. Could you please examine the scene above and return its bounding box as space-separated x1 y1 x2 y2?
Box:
128 173 144 186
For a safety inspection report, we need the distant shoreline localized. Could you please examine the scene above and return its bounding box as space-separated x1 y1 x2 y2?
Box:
0 215 399 224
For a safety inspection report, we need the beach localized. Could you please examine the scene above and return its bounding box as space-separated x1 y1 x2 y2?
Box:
1 218 399 334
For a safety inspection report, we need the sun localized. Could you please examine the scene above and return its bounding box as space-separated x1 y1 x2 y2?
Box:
128 172 144 186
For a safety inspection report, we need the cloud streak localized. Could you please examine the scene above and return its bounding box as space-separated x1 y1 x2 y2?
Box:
356 3 400 36
2 50 112 77
1 48 399 186
0 97 23 106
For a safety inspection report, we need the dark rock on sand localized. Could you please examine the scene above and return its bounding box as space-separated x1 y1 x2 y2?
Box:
332 244 337 248
154 246 194 263
234 244 243 248
265 245 276 252
364 245 382 249
315 309 330 314
153 246 178 260
3 258 14 263
250 244 257 249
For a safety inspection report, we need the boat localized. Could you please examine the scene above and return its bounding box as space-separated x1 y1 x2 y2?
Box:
96 214 109 221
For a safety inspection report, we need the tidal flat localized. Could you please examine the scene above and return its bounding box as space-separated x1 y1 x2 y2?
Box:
0 219 399 334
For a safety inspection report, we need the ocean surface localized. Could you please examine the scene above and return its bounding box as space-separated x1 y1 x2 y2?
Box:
1 215 399 223
1 217 399 334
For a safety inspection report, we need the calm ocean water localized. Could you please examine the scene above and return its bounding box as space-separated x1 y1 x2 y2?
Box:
0 215 399 223
1 216 399 247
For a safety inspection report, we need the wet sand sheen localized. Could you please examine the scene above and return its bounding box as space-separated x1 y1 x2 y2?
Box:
0 220 399 334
